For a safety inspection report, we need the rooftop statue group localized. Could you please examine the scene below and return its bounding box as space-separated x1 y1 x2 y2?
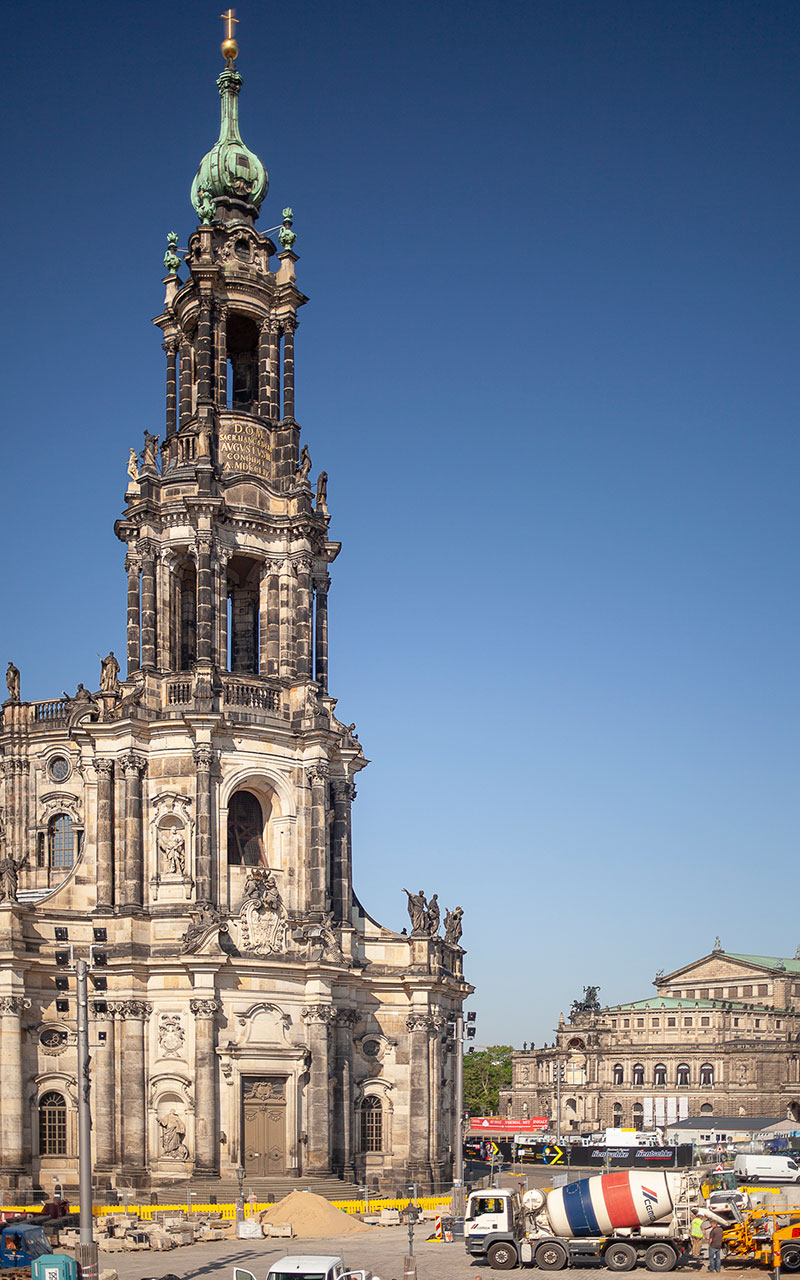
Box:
403 889 463 946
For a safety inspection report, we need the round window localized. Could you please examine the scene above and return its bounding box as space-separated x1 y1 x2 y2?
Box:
49 757 70 782
362 1039 380 1058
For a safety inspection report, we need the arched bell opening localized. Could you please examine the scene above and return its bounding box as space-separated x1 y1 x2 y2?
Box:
173 559 197 671
227 314 259 413
227 556 261 674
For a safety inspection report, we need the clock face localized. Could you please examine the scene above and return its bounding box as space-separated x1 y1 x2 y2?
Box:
49 757 70 782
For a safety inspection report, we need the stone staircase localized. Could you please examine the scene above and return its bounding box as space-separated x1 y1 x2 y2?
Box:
141 1174 365 1204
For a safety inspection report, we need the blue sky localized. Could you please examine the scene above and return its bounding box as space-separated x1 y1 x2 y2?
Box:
2 1 798 1045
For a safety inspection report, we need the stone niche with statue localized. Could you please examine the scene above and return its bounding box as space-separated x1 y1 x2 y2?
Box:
150 793 194 902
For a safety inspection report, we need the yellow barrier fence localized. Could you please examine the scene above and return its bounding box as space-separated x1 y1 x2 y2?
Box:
2 1194 453 1221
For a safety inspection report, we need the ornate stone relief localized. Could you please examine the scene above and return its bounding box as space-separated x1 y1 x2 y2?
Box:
0 996 31 1016
237 866 288 956
301 1005 338 1025
243 1077 285 1102
158 1014 185 1057
108 1000 152 1020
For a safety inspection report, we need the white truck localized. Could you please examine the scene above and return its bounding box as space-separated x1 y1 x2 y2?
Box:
465 1169 716 1271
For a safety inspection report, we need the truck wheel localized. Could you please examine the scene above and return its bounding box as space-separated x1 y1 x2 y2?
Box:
487 1241 519 1270
644 1243 677 1272
605 1242 638 1272
535 1242 568 1271
781 1247 800 1271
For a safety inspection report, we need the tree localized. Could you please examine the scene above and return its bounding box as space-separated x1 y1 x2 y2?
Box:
463 1045 513 1115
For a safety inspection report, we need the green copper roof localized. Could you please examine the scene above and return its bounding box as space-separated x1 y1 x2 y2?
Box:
725 952 800 972
190 63 268 221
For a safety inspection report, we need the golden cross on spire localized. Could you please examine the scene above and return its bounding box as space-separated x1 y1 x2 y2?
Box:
220 8 239 60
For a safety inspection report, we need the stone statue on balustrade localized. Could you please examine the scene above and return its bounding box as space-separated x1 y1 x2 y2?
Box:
297 445 312 483
443 905 464 947
403 888 428 936
100 651 120 694
425 892 440 937
5 662 19 703
141 431 160 471
0 852 24 904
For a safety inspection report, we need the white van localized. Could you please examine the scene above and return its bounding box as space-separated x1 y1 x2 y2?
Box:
734 1154 800 1183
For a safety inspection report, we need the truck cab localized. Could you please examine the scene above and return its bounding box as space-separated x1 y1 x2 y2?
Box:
0 1224 51 1269
465 1189 521 1269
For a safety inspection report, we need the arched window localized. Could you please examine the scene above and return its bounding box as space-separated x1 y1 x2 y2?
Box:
359 1096 383 1153
633 1063 644 1087
632 1103 644 1130
700 1103 714 1115
677 1063 690 1086
612 1102 623 1125
654 1063 667 1087
39 1092 67 1155
49 815 75 870
613 1063 624 1085
700 1063 714 1086
227 792 264 865
522 1102 529 1117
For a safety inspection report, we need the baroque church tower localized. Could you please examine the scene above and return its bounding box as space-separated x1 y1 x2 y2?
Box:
0 25 469 1193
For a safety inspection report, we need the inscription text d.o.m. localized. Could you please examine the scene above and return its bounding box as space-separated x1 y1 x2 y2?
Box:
219 418 272 478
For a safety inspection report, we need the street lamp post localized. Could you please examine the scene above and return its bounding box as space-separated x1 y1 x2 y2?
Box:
76 959 99 1280
453 1011 465 1217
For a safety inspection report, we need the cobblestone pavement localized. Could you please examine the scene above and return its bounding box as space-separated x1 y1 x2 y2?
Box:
93 1228 768 1280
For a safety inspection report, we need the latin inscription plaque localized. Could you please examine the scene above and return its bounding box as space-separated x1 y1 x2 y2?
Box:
219 417 271 478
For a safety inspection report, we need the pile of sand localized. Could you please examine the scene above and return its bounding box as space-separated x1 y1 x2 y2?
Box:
261 1190 374 1238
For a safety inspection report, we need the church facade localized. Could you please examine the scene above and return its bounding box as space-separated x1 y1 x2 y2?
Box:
501 946 800 1134
0 32 469 1193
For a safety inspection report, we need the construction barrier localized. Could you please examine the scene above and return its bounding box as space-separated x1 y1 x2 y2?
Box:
0 1194 453 1221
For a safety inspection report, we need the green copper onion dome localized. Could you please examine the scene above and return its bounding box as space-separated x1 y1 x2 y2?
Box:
190 60 268 222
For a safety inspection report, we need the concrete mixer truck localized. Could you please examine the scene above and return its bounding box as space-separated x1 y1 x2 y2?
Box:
465 1169 712 1271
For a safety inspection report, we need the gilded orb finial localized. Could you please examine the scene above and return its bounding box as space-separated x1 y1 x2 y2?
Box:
221 8 239 61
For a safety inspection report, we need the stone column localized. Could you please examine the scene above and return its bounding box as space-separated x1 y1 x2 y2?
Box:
264 562 280 676
93 1008 116 1170
258 318 271 417
193 747 214 904
113 1000 151 1175
140 546 157 670
314 577 329 693
279 560 294 678
330 780 355 925
196 298 212 404
268 321 281 419
0 996 30 1175
125 553 141 675
195 536 214 663
157 551 174 671
295 557 312 678
216 551 230 670
215 302 228 409
306 766 329 914
190 999 220 1173
282 316 296 420
406 1014 434 1186
302 1006 334 1174
334 1010 356 1179
121 753 146 908
95 759 115 909
163 338 178 436
179 340 192 427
